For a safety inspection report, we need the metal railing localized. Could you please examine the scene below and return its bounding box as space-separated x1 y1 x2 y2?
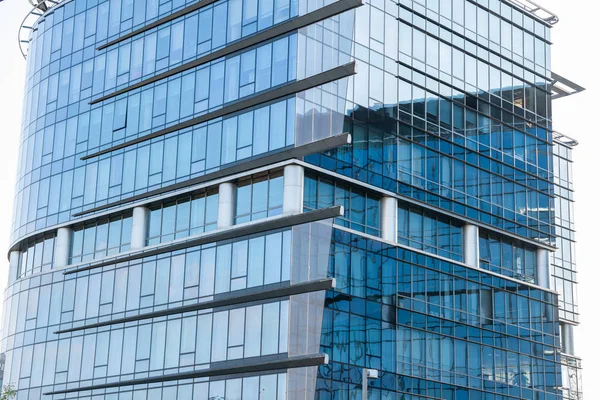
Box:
553 131 579 148
18 0 64 59
504 0 559 25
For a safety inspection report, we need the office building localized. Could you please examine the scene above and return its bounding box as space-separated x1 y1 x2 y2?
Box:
2 0 584 398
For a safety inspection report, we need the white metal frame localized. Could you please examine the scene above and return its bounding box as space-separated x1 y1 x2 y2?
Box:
503 0 559 25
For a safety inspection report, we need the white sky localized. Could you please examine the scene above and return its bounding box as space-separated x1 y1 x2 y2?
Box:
0 0 598 394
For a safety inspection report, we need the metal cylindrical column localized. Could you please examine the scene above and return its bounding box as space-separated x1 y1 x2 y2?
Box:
55 227 72 268
218 182 236 229
283 165 304 215
561 322 575 355
463 224 480 268
8 250 20 284
536 248 550 288
380 196 398 242
131 206 150 250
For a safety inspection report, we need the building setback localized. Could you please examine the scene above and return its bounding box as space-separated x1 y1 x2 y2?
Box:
2 0 583 398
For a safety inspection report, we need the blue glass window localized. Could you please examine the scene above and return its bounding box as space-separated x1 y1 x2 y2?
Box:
17 234 56 278
479 231 537 283
147 190 218 245
70 214 133 264
397 202 464 262
324 228 560 396
235 172 283 224
304 174 380 236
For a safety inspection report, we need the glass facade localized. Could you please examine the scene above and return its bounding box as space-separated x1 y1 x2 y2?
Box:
304 173 381 236
479 230 537 284
3 0 582 398
147 190 218 245
235 172 284 223
70 214 133 263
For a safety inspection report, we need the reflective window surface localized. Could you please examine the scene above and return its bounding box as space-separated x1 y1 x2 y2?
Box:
69 214 132 264
11 0 354 241
479 230 537 284
551 141 578 323
37 372 288 400
17 234 55 279
76 0 300 100
147 190 219 245
12 93 297 241
319 229 561 399
302 0 554 243
398 201 464 262
2 224 564 399
235 171 284 223
58 33 299 142
4 229 293 341
3 299 289 384
3 0 578 397
304 173 380 236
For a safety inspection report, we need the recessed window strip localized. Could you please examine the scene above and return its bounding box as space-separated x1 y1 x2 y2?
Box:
63 205 343 275
332 224 557 294
297 160 556 251
82 62 356 160
7 159 292 255
8 135 351 256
